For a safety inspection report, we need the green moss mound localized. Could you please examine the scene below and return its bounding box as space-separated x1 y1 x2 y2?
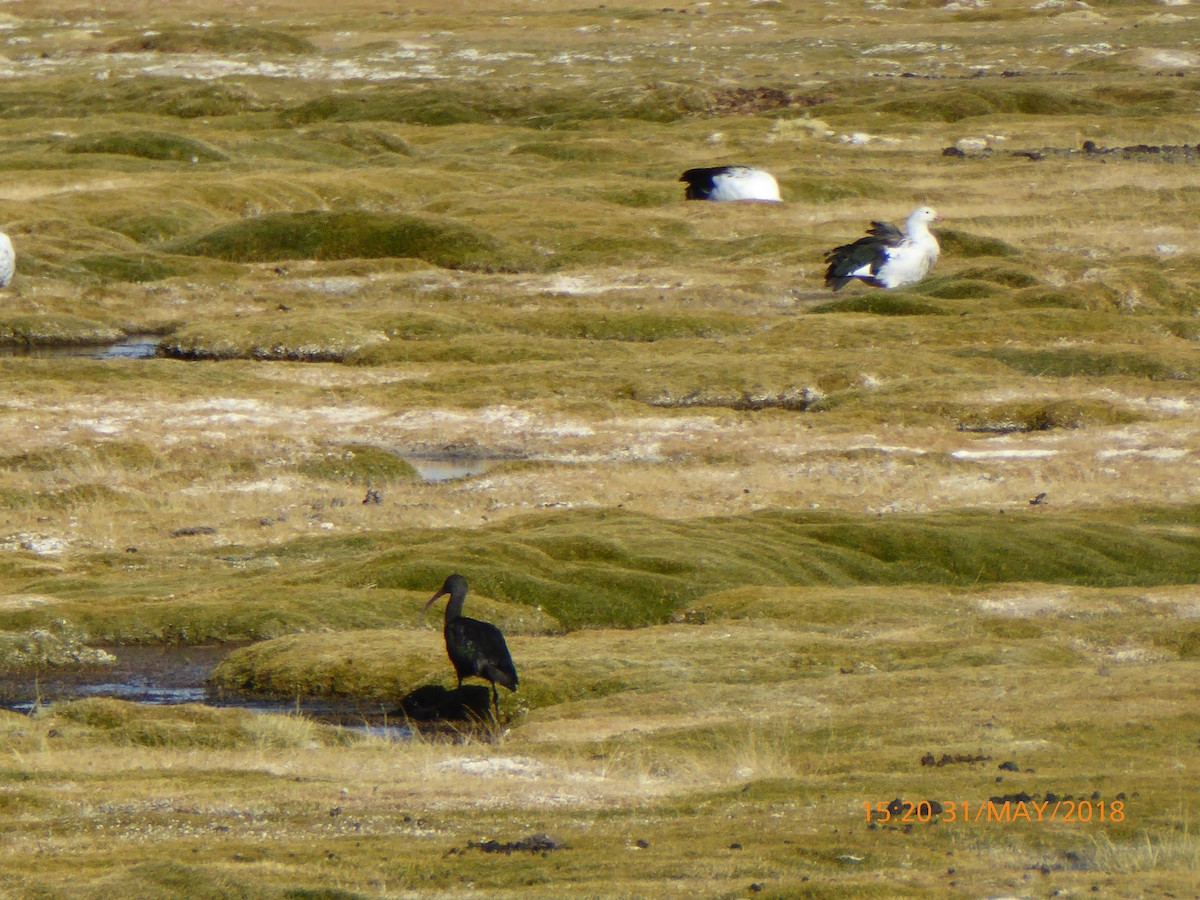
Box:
77 253 202 283
166 210 538 271
936 229 1019 258
16 506 1196 644
952 265 1040 288
1012 287 1098 310
100 203 220 243
852 84 1113 123
967 347 1196 381
512 141 621 163
0 441 158 473
916 278 998 300
49 698 344 749
954 400 1088 433
320 506 1200 630
0 79 266 120
299 445 418 483
0 315 123 345
810 294 947 316
515 310 748 341
789 176 889 203
63 130 229 163
299 126 413 157
106 25 315 55
161 316 390 362
283 84 695 128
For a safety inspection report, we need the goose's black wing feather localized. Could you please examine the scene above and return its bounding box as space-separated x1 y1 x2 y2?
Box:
823 220 905 290
679 166 732 200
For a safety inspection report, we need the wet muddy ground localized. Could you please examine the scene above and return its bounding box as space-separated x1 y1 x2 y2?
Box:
0 335 159 359
0 644 411 737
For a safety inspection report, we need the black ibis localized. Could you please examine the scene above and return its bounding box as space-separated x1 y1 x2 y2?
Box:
424 574 518 718
823 206 941 291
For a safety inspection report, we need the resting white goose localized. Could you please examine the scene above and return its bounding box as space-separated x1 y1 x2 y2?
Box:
0 232 13 288
823 206 941 291
679 166 782 202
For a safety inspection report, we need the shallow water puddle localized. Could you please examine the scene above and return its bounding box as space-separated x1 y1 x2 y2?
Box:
0 644 412 740
0 336 159 360
404 456 496 482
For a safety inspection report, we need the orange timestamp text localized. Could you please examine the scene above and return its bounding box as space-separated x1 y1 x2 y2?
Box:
866 798 1126 825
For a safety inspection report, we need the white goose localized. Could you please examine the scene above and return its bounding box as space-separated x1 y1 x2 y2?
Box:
823 206 941 291
679 166 782 202
0 231 13 288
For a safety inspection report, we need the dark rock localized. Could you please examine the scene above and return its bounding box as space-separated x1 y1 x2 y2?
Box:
170 525 218 537
922 751 990 767
1065 849 1095 871
469 833 565 854
990 792 1033 804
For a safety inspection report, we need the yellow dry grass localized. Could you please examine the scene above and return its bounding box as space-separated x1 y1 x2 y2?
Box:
0 0 1198 895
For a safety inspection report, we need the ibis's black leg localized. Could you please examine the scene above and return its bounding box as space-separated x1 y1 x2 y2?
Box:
491 681 499 720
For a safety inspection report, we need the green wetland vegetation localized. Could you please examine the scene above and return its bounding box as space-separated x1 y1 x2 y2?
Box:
0 0 1199 895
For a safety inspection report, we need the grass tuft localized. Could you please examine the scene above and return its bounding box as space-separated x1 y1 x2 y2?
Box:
810 294 948 315
166 210 540 271
936 229 1020 258
106 25 315 54
44 697 342 748
966 347 1196 381
298 444 418 483
63 130 229 163
283 83 695 128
